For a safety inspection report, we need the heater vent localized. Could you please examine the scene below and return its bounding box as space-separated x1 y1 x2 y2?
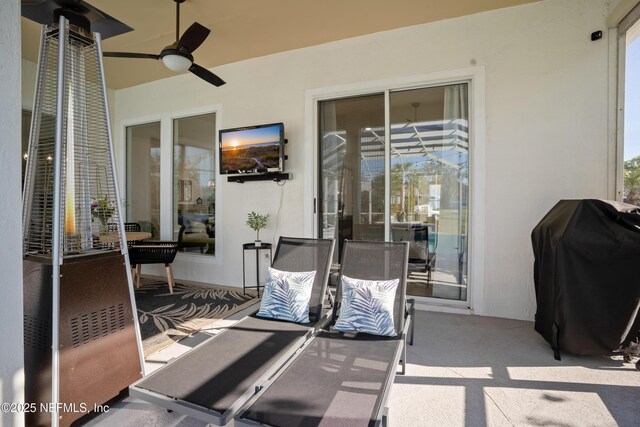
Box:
24 315 51 353
70 303 126 348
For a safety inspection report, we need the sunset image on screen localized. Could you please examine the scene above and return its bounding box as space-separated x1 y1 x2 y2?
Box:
220 124 281 172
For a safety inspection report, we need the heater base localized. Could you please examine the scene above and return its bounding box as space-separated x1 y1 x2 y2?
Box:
24 252 142 427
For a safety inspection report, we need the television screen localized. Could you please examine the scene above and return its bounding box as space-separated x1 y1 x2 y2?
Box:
219 122 284 175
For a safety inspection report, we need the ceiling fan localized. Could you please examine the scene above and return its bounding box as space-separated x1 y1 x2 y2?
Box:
103 0 225 87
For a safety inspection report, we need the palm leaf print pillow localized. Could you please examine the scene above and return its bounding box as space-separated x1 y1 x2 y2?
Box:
334 275 399 336
257 267 317 323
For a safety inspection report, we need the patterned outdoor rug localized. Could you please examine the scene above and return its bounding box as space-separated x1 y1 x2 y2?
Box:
134 278 259 356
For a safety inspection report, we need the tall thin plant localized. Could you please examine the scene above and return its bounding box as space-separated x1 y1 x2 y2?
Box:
246 211 270 241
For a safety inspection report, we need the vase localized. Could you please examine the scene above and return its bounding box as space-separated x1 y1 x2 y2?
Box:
254 240 262 247
98 217 110 235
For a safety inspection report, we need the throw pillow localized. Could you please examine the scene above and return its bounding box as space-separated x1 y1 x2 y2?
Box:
334 275 399 337
257 267 317 323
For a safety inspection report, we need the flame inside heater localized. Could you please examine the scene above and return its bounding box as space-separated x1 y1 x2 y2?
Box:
65 89 76 236
64 187 75 235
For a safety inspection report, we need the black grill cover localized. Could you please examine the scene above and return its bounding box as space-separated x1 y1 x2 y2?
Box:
531 199 640 359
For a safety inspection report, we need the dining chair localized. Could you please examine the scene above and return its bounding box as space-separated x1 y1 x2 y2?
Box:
128 226 185 293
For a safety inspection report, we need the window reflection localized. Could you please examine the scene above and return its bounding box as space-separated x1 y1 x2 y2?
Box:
319 94 386 264
318 84 470 301
389 85 469 301
173 113 216 256
126 122 161 238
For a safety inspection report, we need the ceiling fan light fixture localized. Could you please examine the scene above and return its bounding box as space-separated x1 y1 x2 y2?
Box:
161 53 192 71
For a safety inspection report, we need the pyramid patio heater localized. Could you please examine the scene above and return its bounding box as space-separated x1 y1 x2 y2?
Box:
22 4 142 426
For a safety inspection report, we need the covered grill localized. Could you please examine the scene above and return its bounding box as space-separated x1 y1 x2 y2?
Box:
531 199 640 360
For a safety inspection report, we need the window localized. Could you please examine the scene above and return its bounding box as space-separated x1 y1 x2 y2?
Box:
318 83 470 302
622 17 640 204
173 113 216 256
126 122 161 238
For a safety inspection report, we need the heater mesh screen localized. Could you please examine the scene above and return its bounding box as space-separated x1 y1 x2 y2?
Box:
23 26 123 257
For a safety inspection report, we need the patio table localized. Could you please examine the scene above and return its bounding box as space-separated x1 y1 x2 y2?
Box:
97 231 152 245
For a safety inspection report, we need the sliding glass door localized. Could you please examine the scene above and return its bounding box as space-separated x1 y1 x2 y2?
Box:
389 85 469 300
318 94 385 264
318 83 470 302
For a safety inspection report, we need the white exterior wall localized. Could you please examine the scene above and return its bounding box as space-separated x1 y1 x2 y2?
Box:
0 0 25 426
113 0 619 320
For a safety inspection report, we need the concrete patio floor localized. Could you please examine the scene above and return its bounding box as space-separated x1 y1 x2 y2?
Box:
82 310 640 427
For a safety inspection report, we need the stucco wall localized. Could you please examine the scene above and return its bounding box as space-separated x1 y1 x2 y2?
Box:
113 0 618 320
0 0 25 425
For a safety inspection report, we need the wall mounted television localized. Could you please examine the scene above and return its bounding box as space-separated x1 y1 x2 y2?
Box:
219 122 285 175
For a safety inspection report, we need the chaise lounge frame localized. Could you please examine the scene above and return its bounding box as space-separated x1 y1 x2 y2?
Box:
235 239 415 427
128 236 335 425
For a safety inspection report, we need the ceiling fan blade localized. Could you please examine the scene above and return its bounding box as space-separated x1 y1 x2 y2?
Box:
103 52 160 60
188 63 225 87
177 22 210 54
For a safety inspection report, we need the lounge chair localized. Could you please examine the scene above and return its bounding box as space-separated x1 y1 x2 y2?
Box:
128 236 336 425
235 240 414 427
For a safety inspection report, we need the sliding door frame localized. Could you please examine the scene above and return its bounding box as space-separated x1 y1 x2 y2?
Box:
304 67 486 313
613 2 640 201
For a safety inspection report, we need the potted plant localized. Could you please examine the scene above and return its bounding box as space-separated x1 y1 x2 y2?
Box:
91 195 116 234
246 211 269 247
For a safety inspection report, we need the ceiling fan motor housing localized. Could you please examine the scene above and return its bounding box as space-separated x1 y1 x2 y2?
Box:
161 46 194 61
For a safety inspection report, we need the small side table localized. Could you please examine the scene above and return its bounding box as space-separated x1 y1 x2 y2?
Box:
242 242 272 297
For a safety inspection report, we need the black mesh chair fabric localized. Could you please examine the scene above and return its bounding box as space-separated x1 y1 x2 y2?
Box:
128 242 179 267
107 222 141 232
241 332 401 427
239 240 410 427
128 226 184 267
128 226 185 294
331 240 409 335
271 236 335 322
137 316 321 415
